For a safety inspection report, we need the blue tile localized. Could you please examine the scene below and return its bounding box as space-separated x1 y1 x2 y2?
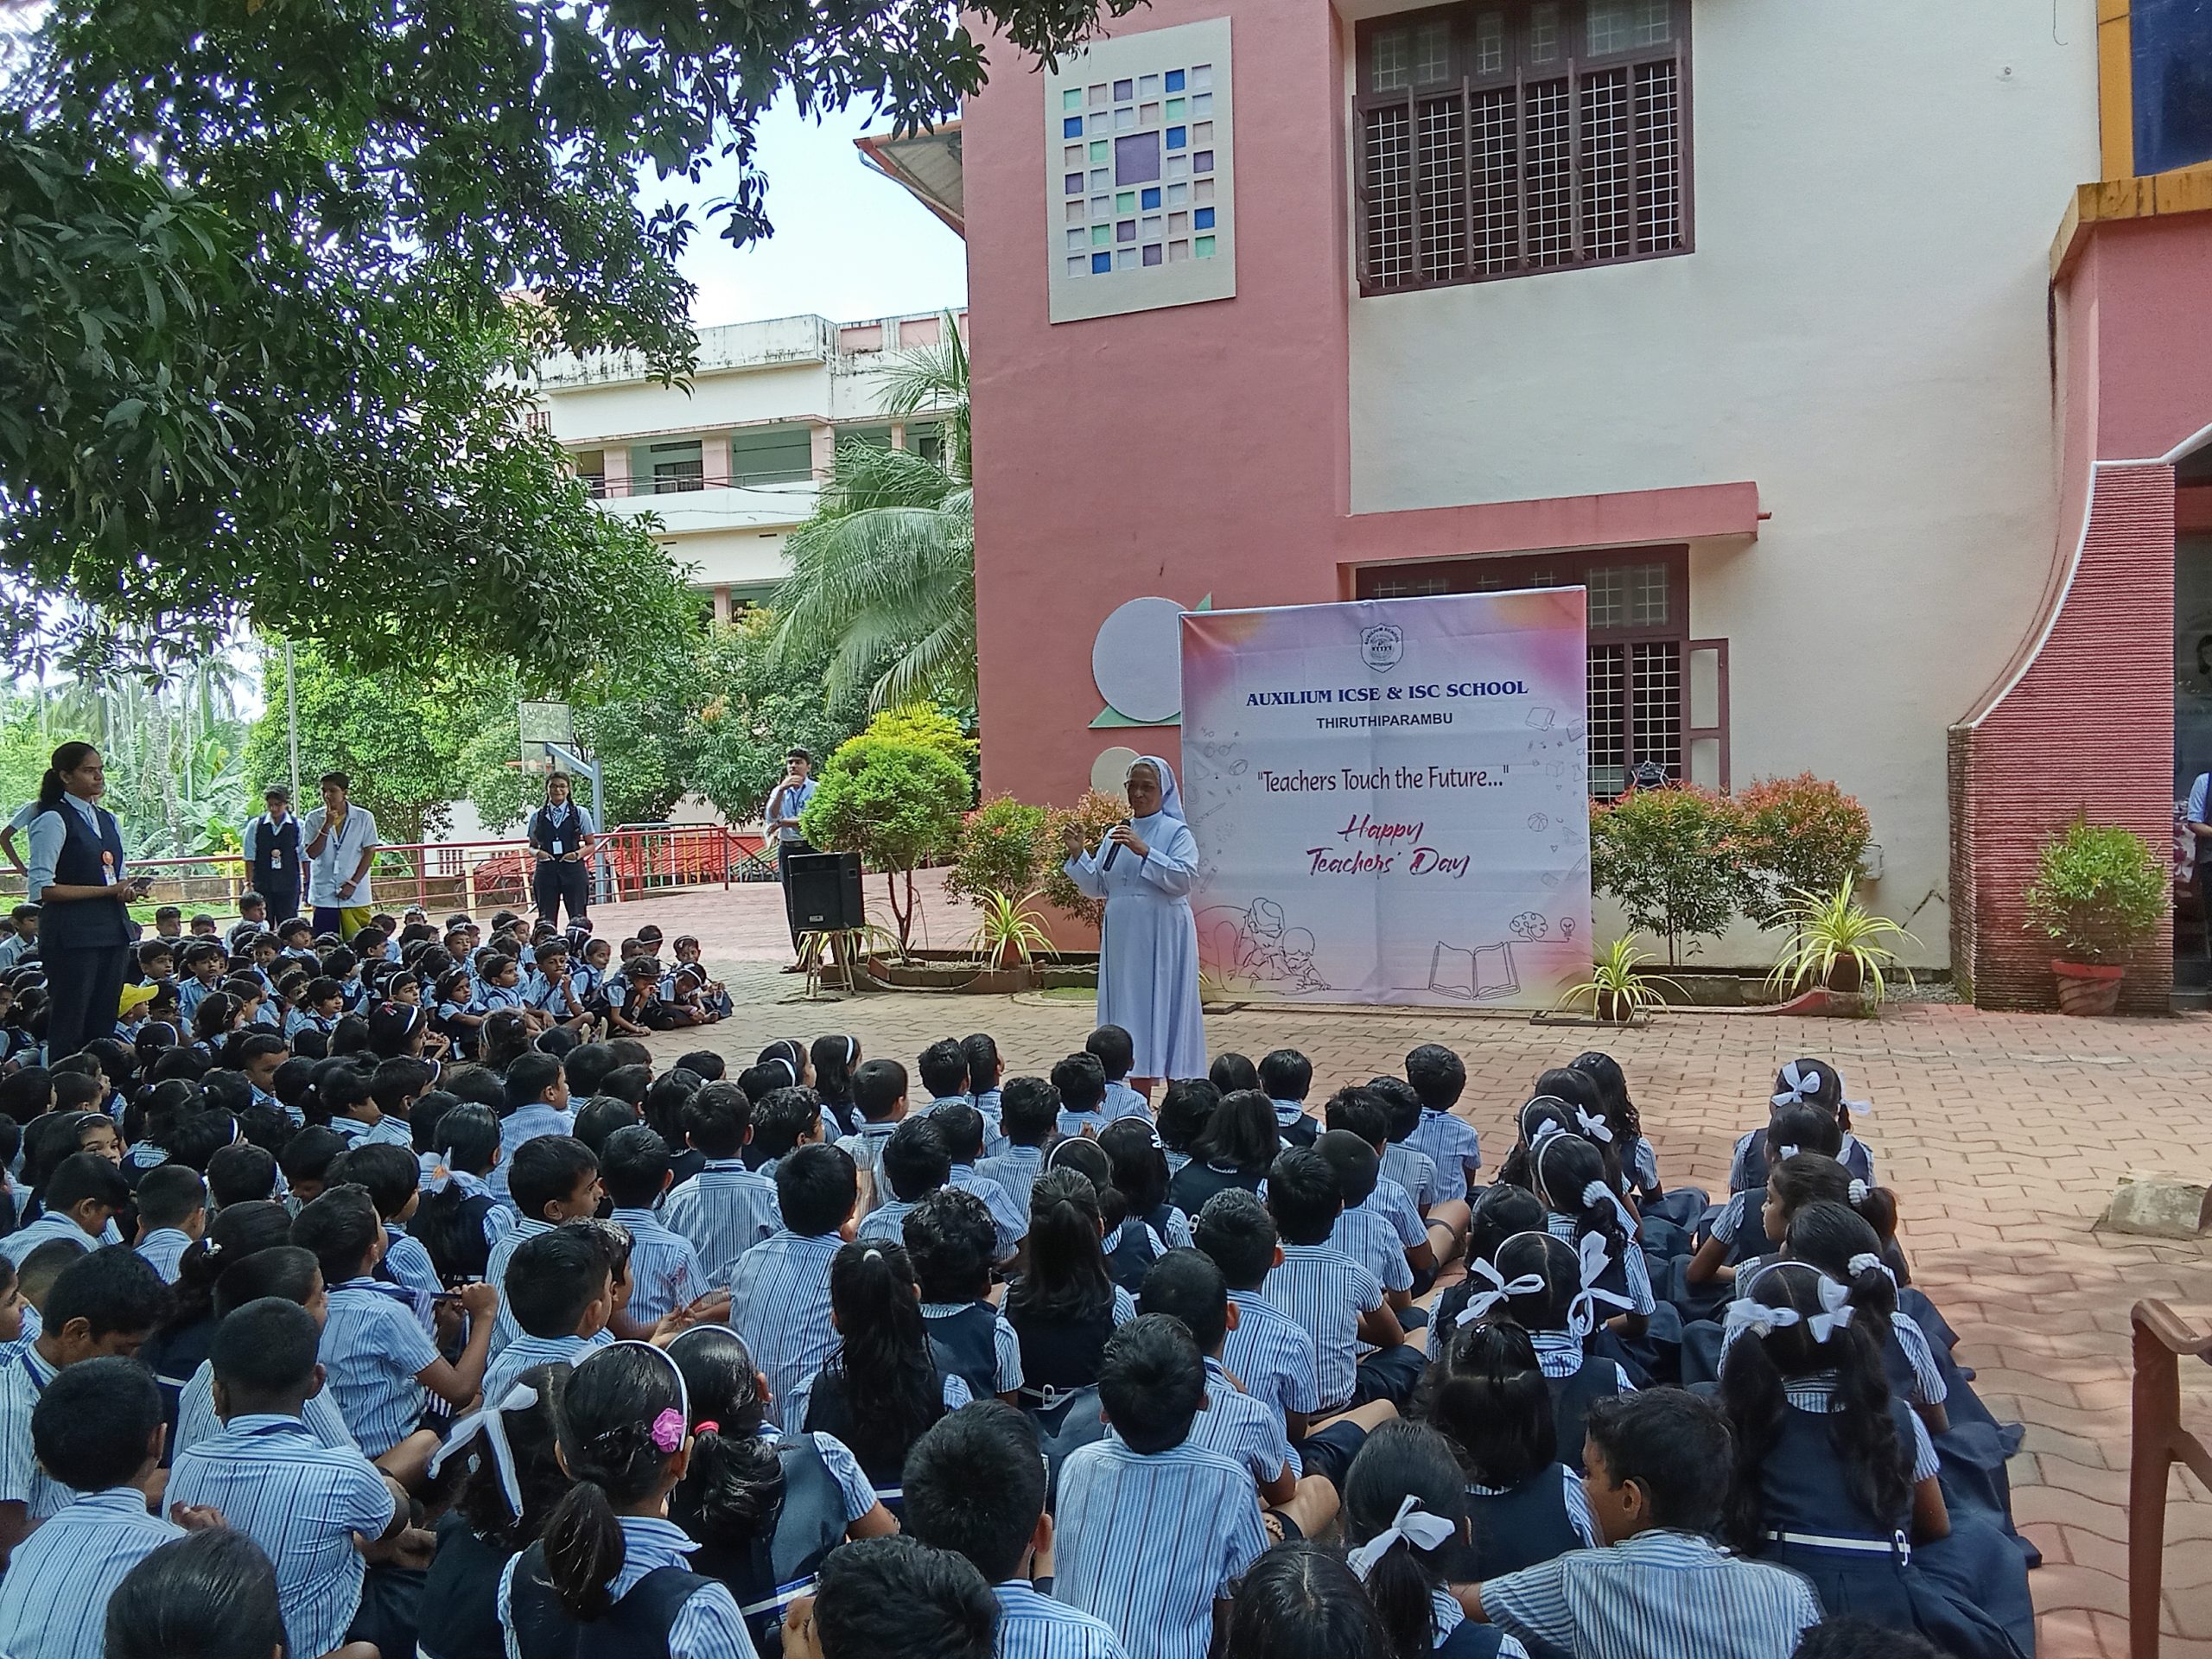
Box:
1141 186 1161 210
1193 207 1215 230
1064 116 1084 138
1092 251 1112 273
1166 68 1185 92
1166 125 1186 149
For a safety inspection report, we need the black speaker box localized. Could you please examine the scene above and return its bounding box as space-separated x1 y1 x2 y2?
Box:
785 850 866 932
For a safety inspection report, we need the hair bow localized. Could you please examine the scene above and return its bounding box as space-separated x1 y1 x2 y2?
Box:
1455 1256 1547 1327
1346 1497 1458 1580
1573 1107 1615 1145
1808 1274 1857 1341
1567 1230 1634 1341
424 1160 453 1196
1720 1298 1796 1345
1770 1061 1824 1106
1776 1144 1800 1163
429 1381 540 1516
1847 1251 1896 1285
1580 1179 1611 1211
1847 1179 1869 1206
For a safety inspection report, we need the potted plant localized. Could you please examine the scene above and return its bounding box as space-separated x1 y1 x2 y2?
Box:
1560 937 1685 1024
965 888 1055 976
1765 875 1916 1013
2022 819 2168 1015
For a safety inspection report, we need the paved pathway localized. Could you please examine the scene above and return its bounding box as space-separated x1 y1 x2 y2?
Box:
602 880 2212 1659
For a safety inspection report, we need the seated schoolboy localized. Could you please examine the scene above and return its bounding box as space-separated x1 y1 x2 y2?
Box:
748 1084 826 1177
837 1058 909 1212
486 1135 602 1351
600 1125 712 1332
1054 1316 1270 1659
1261 1147 1421 1413
1258 1049 1320 1148
729 1142 860 1408
0 1249 171 1559
369 1056 433 1131
1086 1025 1153 1123
904 1188 1022 1404
1137 1249 1344 1541
1458 1389 1822 1659
856 1116 951 1244
925 1102 1027 1262
1313 1130 1419 1316
0 1357 183 1659
168 1299 409 1659
1405 1044 1484 1201
1052 1052 1113 1141
324 1142 440 1307
976 1076 1057 1203
486 1053 574 1208
661 1081 779 1283
319 1065 410 1151
130 1164 208 1284
207 1141 282 1209
480 1224 616 1402
280 1124 350 1209
1192 1189 1321 1440
785 1534 998 1659
294 1185 496 1470
1329 1084 1470 1286
172 1244 356 1459
917 1039 971 1116
3 1154 129 1265
903 1401 1130 1659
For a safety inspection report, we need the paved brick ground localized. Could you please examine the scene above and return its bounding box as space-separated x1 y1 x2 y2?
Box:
601 880 2212 1659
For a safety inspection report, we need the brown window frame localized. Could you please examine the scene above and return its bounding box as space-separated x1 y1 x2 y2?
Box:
1353 546 1700 798
1353 0 1694 297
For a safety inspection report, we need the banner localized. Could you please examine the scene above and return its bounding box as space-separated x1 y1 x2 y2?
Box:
1179 591 1592 1010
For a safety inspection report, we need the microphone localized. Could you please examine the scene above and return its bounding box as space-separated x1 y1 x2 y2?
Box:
1102 821 1131 870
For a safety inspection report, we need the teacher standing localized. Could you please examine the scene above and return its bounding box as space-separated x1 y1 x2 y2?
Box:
24 742 149 1059
1060 754 1207 1091
527 772 598 928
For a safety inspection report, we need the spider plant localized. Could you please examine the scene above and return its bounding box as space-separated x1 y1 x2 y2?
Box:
965 888 1055 969
1560 937 1685 1023
1765 875 1916 1007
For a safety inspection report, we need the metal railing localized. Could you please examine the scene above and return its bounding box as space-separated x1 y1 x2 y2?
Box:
2130 1299 2212 1659
0 825 772 914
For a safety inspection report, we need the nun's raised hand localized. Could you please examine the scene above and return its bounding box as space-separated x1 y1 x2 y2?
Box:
1108 823 1150 860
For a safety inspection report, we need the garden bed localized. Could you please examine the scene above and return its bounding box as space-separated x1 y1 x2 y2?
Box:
853 948 1098 994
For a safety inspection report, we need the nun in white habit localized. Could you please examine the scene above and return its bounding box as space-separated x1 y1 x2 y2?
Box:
1059 754 1209 1089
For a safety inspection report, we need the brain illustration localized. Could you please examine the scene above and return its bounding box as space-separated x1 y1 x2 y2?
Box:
1510 912 1550 941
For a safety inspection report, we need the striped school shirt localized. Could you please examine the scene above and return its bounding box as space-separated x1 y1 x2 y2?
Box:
837 1122 899 1211
487 1217 555 1352
1221 1288 1320 1427
494 1516 757 1659
0 1485 183 1659
1261 1243 1386 1414
663 1160 779 1283
611 1207 710 1326
482 1329 613 1407
1372 1176 1427 1250
0 1344 73 1520
1102 1082 1152 1122
1329 1201 1414 1293
133 1227 196 1284
1185 1357 1299 1483
1381 1141 1438 1211
174 1357 357 1458
1529 1328 1636 1390
1728 1128 1875 1192
1403 1109 1483 1199
1480 1528 1821 1659
1430 1590 1532 1657
331 1114 414 1150
1542 1213 1656 1317
486 1104 576 1207
949 1164 1028 1257
976 1145 1045 1207
728 1230 843 1409
919 1301 1025 1393
1053 1436 1268 1659
168 1414 399 1659
320 1277 442 1456
855 1197 920 1243
995 1580 1132 1659
383 1225 442 1312
0 1214 108 1267
927 1096 1007 1160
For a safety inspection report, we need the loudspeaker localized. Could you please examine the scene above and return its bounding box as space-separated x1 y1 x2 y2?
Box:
786 851 866 932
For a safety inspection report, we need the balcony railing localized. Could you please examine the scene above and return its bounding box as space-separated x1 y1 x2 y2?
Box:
578 473 815 500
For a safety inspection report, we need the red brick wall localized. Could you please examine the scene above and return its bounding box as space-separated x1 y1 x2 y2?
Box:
1958 464 2176 1011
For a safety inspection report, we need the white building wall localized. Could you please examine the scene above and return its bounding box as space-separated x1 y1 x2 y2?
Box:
1346 0 2101 964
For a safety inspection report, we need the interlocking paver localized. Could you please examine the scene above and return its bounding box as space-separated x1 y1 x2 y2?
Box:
593 877 2212 1659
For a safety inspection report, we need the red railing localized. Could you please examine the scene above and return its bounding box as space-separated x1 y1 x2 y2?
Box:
2130 1300 2212 1659
0 825 772 914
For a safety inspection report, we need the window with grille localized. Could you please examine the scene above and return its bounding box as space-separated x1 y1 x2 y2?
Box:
646 440 704 493
1354 546 1699 798
1357 0 1689 296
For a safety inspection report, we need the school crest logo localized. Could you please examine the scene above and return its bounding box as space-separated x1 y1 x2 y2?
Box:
1361 624 1405 674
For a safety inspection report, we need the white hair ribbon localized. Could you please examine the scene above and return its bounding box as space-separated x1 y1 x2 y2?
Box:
1809 1274 1858 1342
1770 1061 1825 1107
1566 1230 1634 1341
1455 1256 1547 1327
1573 1107 1615 1145
1847 1179 1869 1206
1777 1145 1800 1163
428 1380 540 1515
1580 1179 1611 1211
1346 1496 1458 1580
424 1159 453 1196
1847 1251 1896 1286
1721 1298 1797 1345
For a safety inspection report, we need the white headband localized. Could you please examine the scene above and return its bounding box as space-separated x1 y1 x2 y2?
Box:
769 1058 796 1085
596 1339 692 1452
1455 1255 1547 1327
1346 1496 1457 1580
429 1380 541 1515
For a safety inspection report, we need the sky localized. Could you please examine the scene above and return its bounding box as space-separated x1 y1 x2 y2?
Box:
653 94 969 327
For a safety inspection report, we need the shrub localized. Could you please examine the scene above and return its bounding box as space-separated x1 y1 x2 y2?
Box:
1039 791 1135 931
861 704 977 787
946 794 1048 907
1589 785 1742 966
1732 773 1872 927
798 736 971 950
2023 818 2168 965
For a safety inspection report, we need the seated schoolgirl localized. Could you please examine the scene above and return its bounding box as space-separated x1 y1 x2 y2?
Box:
1154 1078 1219 1180
1167 1089 1278 1217
1002 1169 1137 1427
904 1189 1022 1405
1528 1133 1658 1371
1732 1059 1874 1192
1678 1103 1847 1301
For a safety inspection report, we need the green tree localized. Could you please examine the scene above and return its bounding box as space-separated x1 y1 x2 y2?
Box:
798 736 969 949
1589 785 1743 967
774 320 976 709
689 611 878 824
1732 773 1872 928
3 0 1121 672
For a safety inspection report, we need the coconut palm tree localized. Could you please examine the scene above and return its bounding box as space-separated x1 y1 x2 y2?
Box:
772 315 975 709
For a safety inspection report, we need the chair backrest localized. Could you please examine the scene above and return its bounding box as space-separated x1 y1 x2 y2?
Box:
2129 1300 2212 1659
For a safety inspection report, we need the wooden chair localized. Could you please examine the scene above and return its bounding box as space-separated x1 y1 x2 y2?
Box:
2129 1300 2212 1659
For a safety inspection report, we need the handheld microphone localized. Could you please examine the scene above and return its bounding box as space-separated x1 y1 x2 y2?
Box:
1102 821 1131 870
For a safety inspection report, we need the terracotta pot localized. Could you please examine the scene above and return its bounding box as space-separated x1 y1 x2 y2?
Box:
1825 956 1865 994
1595 990 1634 1024
2051 957 2124 1017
